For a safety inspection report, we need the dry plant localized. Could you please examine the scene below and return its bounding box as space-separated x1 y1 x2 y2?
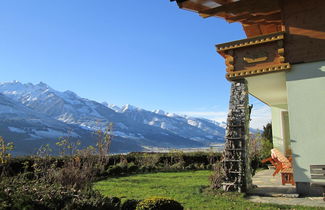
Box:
207 147 217 165
209 161 226 190
36 144 53 157
249 132 273 175
48 124 114 189
56 136 81 157
169 150 185 169
76 145 97 157
47 156 95 190
136 153 160 167
32 144 54 179
95 123 113 161
0 136 14 164
32 142 96 189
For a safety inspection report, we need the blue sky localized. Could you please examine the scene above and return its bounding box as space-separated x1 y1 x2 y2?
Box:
0 0 270 128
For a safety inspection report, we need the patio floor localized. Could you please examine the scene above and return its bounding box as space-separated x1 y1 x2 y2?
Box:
246 169 325 208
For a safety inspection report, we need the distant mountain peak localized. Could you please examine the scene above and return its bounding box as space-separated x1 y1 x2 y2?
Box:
153 109 166 116
122 104 140 112
0 80 21 86
12 80 21 84
37 81 48 87
108 104 122 112
35 82 54 91
63 90 78 98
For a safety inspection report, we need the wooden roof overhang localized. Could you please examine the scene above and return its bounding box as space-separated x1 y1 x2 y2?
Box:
170 0 325 80
170 0 288 80
170 0 283 37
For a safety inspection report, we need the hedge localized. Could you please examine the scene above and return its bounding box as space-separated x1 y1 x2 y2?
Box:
0 152 222 177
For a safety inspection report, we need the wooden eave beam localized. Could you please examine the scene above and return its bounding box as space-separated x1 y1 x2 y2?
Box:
177 1 210 12
175 0 234 12
199 0 250 17
171 0 283 36
200 0 281 19
242 23 282 37
226 11 281 23
243 20 282 25
194 0 232 4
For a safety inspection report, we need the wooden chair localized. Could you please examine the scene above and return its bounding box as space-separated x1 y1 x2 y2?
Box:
261 148 295 185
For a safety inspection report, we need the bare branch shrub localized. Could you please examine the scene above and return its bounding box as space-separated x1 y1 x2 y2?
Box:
249 132 273 176
47 156 94 190
56 136 81 157
95 123 113 161
0 136 14 164
135 153 160 168
209 161 226 190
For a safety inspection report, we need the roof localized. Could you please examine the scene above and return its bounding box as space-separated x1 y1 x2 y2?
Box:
170 0 283 37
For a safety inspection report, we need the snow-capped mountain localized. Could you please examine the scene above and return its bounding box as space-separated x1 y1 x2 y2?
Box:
0 92 98 155
0 81 225 155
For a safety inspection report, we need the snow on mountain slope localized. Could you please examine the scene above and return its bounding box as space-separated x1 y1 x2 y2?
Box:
0 81 120 130
0 92 146 155
120 106 225 143
0 93 94 154
0 81 226 154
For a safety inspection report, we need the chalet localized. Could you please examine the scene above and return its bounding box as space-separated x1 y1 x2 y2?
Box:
169 0 325 194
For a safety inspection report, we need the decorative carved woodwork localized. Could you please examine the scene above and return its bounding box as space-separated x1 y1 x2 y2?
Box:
216 32 291 80
171 0 325 62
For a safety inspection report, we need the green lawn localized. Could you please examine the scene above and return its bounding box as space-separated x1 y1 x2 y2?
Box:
94 170 319 210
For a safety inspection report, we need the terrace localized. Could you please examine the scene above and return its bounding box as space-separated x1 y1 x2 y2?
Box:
247 169 325 208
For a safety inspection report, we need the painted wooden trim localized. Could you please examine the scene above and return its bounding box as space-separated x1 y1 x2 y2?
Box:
216 32 284 52
226 63 291 80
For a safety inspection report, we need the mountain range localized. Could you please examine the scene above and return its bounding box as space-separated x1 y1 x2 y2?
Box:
0 81 226 155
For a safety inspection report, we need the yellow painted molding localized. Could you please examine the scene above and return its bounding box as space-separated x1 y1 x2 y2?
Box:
243 56 268 63
226 63 291 80
216 32 285 52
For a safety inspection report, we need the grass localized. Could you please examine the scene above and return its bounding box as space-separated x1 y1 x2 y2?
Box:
93 170 322 210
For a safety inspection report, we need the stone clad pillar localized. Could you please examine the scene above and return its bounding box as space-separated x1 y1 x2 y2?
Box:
222 79 252 193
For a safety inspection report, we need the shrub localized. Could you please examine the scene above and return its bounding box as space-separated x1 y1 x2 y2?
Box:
146 166 157 172
194 163 201 169
47 156 95 190
127 163 139 173
249 132 274 175
95 123 113 161
1 177 73 210
135 153 160 168
209 161 225 190
139 166 148 173
136 197 183 210
168 151 185 167
0 176 120 210
107 165 123 176
1 152 222 178
170 162 184 170
21 171 35 180
205 164 212 170
185 164 195 170
121 199 141 210
65 192 120 210
0 136 14 165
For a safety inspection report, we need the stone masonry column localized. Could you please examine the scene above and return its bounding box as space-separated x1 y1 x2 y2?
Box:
222 79 252 193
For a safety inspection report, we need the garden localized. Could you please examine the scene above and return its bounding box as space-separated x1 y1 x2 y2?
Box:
0 127 322 210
